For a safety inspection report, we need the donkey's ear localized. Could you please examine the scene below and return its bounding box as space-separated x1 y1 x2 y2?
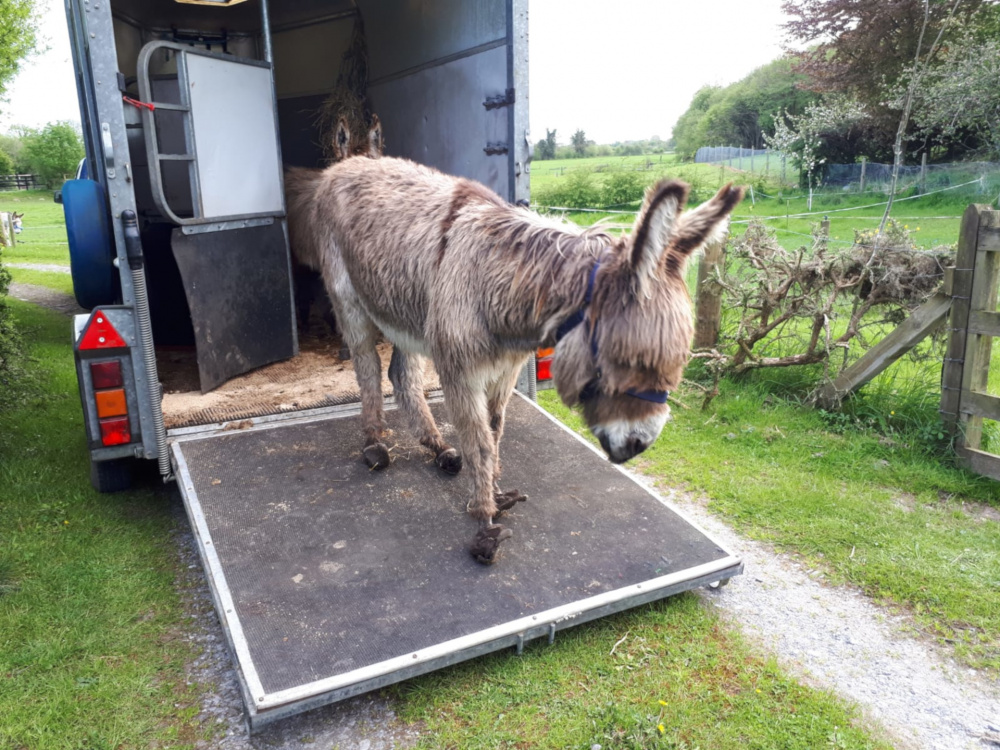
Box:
628 180 689 283
334 117 351 161
665 182 744 263
366 114 384 158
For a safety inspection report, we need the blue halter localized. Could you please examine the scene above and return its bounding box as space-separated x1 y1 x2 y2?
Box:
553 259 670 405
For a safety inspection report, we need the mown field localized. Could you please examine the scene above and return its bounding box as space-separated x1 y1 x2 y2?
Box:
531 153 980 252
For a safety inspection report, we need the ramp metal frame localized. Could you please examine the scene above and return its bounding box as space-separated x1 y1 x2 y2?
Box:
169 393 742 732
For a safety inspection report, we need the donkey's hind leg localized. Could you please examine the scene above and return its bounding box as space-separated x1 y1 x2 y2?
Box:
340 313 390 469
388 347 461 475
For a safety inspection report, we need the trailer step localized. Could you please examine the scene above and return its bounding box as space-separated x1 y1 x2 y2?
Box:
170 393 741 731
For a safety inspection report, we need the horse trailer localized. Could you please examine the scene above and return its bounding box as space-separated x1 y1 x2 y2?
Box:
61 0 741 731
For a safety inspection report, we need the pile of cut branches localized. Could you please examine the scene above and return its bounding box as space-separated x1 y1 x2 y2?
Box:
691 219 951 407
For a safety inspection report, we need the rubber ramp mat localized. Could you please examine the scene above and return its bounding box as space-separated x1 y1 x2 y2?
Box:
172 394 740 724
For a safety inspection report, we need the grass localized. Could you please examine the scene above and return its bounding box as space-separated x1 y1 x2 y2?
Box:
531 156 990 252
0 300 208 749
0 189 71 267
539 379 1000 672
0 301 894 749
6 267 74 295
393 594 891 750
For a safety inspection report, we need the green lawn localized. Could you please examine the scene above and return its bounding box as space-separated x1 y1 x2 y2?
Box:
531 157 984 252
0 189 70 267
0 301 210 749
1 190 72 296
395 594 891 750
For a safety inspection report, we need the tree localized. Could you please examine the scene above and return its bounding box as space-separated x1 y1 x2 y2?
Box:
0 132 27 173
571 129 588 157
22 122 84 187
534 128 557 160
671 58 817 160
0 0 40 104
781 0 988 157
765 96 867 190
904 32 1000 158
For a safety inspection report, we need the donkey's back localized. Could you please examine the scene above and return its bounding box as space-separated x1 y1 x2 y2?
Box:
313 156 510 353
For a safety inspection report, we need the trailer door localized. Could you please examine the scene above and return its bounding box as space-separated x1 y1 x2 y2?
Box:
136 42 297 393
363 0 530 204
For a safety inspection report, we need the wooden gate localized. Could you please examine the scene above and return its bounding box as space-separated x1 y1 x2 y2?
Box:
941 204 1000 479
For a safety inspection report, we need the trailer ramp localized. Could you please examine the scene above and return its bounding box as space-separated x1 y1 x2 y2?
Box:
170 393 742 731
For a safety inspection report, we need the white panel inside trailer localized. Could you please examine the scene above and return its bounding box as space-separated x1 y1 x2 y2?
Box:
186 54 284 218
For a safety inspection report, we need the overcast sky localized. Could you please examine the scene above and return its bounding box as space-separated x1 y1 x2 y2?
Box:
3 0 794 143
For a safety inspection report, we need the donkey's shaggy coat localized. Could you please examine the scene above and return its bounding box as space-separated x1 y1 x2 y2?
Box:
300 155 742 562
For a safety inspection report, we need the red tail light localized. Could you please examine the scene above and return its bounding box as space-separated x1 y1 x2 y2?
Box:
90 360 123 389
79 311 127 350
99 416 131 446
537 358 552 381
536 347 554 381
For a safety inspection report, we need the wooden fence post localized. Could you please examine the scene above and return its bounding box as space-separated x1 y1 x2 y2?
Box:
920 152 928 193
940 205 984 438
859 157 867 193
693 236 726 349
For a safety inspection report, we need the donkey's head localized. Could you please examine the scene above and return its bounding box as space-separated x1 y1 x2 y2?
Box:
551 181 743 463
332 115 384 161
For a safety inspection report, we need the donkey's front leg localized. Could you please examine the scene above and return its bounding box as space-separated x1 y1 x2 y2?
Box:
487 366 528 516
442 379 511 564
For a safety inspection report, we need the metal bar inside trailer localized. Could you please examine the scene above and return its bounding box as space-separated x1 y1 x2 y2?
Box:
169 393 742 731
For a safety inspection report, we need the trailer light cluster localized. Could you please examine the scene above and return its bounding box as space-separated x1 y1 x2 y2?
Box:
79 311 132 447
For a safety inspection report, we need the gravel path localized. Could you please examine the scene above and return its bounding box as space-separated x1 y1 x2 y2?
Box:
9 281 85 316
657 486 1000 750
8 262 70 274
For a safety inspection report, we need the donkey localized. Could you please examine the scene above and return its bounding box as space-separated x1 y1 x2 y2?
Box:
286 116 383 338
305 157 743 563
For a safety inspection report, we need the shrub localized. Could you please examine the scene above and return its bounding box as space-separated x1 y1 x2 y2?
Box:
0 243 22 407
534 169 602 209
601 170 646 207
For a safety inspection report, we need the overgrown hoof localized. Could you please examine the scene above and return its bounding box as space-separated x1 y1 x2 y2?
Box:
493 489 528 516
362 442 391 470
469 524 512 565
435 447 463 475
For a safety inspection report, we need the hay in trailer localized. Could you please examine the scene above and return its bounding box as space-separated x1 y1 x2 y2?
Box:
315 16 374 162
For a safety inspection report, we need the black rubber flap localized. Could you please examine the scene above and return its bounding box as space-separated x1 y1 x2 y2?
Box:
176 397 730 696
171 223 296 393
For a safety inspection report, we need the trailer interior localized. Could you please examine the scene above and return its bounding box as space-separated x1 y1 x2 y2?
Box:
109 0 507 427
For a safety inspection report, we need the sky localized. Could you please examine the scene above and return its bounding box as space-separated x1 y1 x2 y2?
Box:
3 0 795 143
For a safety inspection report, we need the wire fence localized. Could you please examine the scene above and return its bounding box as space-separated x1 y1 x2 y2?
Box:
695 145 1000 200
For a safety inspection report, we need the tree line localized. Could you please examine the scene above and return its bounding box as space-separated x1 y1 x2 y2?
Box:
533 128 672 160
0 123 85 187
673 0 1000 173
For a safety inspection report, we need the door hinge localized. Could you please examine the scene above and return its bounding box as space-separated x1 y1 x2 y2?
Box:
484 89 515 110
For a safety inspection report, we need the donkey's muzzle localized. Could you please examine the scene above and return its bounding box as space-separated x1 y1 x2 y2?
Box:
599 432 652 464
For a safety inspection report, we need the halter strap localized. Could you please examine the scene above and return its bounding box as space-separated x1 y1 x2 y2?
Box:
553 259 670 405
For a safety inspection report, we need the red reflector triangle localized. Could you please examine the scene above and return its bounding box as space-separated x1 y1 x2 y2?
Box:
79 310 127 350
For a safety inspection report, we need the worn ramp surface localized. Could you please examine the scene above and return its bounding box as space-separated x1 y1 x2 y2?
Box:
171 394 741 729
